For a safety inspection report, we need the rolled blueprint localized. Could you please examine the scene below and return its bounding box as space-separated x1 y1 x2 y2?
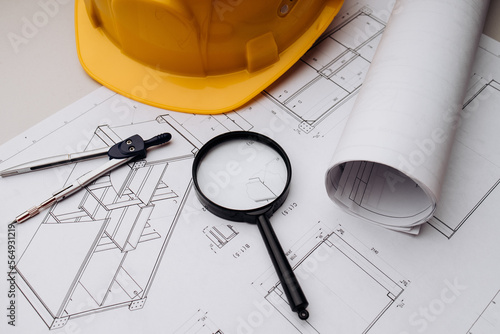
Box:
325 0 490 232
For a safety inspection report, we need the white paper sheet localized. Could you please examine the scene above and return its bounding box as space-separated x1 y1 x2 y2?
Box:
2 1 500 333
325 0 490 232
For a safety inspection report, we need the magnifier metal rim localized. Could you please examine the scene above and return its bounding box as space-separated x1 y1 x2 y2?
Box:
192 131 292 224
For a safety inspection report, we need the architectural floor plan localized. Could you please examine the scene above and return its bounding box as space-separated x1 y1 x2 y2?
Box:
253 223 406 333
14 118 197 329
429 76 500 238
264 6 384 135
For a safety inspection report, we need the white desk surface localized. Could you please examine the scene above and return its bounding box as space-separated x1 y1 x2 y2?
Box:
0 1 499 146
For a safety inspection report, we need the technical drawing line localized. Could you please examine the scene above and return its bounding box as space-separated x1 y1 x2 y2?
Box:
428 78 500 238
253 224 406 334
12 116 198 329
466 290 500 333
263 6 385 134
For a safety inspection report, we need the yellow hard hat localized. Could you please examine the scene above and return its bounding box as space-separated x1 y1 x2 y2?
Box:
75 0 344 114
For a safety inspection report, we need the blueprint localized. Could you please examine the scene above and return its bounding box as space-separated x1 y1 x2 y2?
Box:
1 0 500 333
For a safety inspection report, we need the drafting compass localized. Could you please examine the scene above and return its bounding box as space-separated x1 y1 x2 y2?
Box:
1 133 172 224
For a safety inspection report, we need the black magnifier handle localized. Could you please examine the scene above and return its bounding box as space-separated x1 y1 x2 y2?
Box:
257 215 309 320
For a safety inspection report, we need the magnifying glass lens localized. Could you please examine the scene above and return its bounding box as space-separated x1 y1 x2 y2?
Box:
195 139 288 211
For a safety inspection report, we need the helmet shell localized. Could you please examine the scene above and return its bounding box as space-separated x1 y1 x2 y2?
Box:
76 0 344 113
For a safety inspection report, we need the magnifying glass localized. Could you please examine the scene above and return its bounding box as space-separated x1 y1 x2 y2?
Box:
192 131 309 320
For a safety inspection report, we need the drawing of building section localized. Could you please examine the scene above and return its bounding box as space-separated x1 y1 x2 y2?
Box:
264 7 385 133
174 309 224 334
203 224 239 251
159 111 253 148
14 119 197 330
467 290 500 333
253 224 405 333
428 77 500 238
